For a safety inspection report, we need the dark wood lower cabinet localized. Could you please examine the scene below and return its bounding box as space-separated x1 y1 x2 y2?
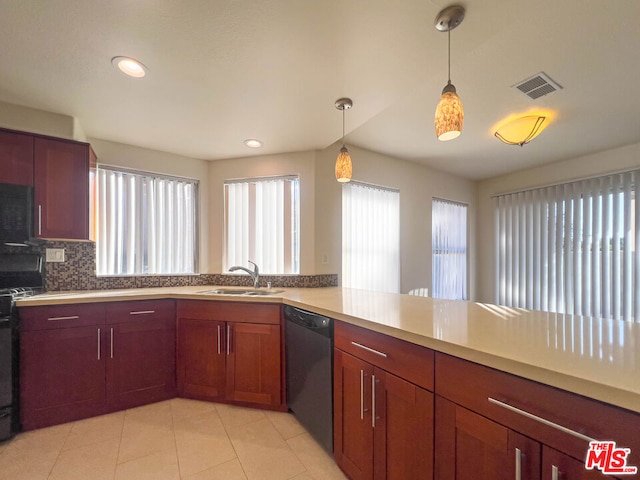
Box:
435 396 540 480
334 348 434 480
20 325 105 430
226 322 281 406
106 315 176 411
177 318 226 400
176 300 284 410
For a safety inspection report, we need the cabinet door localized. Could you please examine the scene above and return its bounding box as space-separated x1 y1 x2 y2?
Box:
20 326 105 430
542 446 617 480
226 322 281 407
374 368 434 480
334 349 374 480
0 130 33 186
435 396 540 480
177 317 226 401
106 316 176 411
34 137 89 239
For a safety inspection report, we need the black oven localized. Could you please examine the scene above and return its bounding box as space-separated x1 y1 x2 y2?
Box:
0 253 44 441
0 183 34 246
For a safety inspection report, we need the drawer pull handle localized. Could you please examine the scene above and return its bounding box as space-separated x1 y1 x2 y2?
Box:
129 310 155 315
515 448 522 480
551 465 559 480
351 342 388 358
110 327 114 359
488 397 597 443
97 328 101 360
217 325 221 354
38 205 42 236
48 315 80 321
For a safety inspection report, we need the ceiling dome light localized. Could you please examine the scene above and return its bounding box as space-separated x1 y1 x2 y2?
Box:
495 115 548 146
434 5 465 141
334 98 353 183
111 56 147 78
243 139 263 148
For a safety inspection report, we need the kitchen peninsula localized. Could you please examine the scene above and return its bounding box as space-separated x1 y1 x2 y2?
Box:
16 286 640 479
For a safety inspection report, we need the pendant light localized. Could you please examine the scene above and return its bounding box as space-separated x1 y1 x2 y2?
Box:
335 98 353 183
434 5 465 141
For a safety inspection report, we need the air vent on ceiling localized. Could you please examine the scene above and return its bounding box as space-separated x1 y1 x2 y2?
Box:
513 72 563 100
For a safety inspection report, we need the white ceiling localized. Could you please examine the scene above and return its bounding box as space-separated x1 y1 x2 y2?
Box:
1 0 639 180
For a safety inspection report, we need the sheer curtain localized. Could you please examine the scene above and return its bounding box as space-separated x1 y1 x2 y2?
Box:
95 167 197 275
342 182 400 293
224 176 299 274
495 169 639 322
432 198 468 300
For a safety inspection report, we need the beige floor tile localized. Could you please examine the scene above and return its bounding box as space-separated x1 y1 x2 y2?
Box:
227 418 306 480
287 432 347 480
264 410 306 440
170 397 217 421
289 473 315 480
48 437 119 480
183 458 248 480
114 449 180 480
0 423 72 480
214 403 267 429
124 400 174 428
174 411 237 477
62 411 125 451
118 422 176 464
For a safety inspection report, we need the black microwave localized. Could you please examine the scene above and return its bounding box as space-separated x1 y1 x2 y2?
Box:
0 183 34 246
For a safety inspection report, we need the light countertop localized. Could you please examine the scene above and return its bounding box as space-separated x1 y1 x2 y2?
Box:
17 286 640 414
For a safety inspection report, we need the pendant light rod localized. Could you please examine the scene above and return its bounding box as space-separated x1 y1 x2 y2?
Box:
335 97 353 147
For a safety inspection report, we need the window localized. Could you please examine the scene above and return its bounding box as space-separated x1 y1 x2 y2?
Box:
342 182 400 293
224 175 300 274
94 166 198 275
495 169 639 322
432 198 468 300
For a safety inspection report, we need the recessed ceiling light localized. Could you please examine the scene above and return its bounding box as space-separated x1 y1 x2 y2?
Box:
244 139 263 148
111 56 147 78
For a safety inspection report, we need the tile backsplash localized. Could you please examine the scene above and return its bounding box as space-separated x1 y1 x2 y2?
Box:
37 240 338 291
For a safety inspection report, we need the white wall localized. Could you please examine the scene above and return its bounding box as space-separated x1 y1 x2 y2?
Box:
88 138 210 273
0 100 85 141
477 141 640 303
315 143 478 297
207 151 316 274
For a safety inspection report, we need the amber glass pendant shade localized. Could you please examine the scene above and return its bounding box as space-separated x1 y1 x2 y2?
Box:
335 146 352 183
435 83 464 141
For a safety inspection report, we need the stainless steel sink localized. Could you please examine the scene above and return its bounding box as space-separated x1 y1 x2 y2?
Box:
197 288 283 296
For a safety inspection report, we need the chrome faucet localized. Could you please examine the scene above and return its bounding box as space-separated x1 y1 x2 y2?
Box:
229 260 260 288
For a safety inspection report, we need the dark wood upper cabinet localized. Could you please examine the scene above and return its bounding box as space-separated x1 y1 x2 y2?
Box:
34 137 90 239
0 129 34 186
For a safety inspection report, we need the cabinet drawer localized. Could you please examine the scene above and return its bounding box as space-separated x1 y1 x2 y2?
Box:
20 303 106 331
335 321 434 391
177 300 281 325
106 299 175 323
435 353 640 467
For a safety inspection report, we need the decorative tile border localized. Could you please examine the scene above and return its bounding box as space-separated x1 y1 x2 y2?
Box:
34 240 338 291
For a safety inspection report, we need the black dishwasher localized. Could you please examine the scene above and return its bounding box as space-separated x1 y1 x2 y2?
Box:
284 305 333 453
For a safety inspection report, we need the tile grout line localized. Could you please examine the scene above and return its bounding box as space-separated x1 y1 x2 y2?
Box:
46 422 75 480
213 403 251 480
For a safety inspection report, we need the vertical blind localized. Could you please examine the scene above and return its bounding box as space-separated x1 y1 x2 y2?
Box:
342 182 400 293
224 176 299 274
95 167 198 275
432 198 468 300
495 169 639 322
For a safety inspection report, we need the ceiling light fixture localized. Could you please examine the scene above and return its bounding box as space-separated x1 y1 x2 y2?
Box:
334 97 353 183
434 5 465 141
244 139 263 148
494 115 548 146
111 56 148 78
